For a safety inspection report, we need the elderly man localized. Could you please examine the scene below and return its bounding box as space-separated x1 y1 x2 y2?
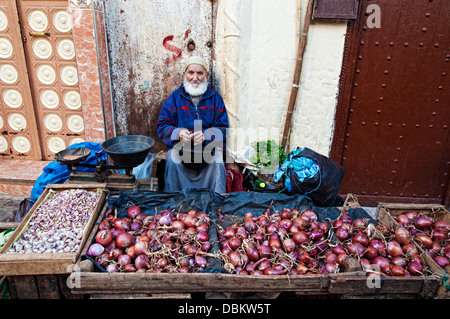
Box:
156 56 229 193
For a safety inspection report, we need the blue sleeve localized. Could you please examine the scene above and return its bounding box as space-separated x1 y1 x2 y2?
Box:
156 93 180 148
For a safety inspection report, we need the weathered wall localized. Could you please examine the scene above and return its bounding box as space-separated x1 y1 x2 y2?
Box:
215 0 347 157
103 0 348 157
103 0 213 151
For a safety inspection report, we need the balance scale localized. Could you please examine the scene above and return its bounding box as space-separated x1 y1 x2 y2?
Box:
54 135 158 191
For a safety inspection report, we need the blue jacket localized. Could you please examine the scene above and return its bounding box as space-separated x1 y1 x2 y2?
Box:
157 85 229 151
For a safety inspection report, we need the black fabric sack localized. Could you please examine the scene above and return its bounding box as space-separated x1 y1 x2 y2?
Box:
287 147 346 207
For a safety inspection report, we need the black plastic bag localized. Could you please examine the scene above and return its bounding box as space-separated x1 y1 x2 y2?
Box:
287 147 345 207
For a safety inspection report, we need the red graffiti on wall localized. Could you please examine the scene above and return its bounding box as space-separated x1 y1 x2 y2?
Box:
163 35 182 65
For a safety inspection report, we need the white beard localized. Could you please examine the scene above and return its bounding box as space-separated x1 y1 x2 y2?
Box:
183 76 208 97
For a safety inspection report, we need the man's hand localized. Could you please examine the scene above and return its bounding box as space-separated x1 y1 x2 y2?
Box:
178 128 192 142
192 131 205 145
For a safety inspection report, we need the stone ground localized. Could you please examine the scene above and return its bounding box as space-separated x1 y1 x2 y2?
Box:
0 194 26 223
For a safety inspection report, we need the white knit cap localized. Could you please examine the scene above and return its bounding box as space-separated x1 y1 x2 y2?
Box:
184 56 209 73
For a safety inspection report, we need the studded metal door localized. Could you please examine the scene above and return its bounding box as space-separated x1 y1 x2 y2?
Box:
333 0 450 206
17 0 86 160
0 0 41 159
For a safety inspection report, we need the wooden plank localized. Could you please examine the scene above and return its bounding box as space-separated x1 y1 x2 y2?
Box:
328 274 439 295
8 275 40 299
90 293 192 299
36 275 61 299
70 272 333 294
0 184 106 276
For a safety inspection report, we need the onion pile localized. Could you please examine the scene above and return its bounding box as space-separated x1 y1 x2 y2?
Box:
333 211 427 276
87 206 212 273
218 208 343 275
395 212 450 269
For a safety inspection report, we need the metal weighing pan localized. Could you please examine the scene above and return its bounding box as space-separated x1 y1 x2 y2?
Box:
101 135 155 168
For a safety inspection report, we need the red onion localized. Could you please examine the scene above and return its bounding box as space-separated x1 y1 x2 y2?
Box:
229 251 243 266
325 253 337 264
404 211 418 221
407 260 423 276
396 214 410 225
269 238 281 250
391 265 406 276
99 220 111 230
352 232 369 247
363 247 378 260
114 218 131 231
373 256 390 273
227 236 242 250
292 231 308 245
386 241 403 257
430 241 442 254
431 230 447 243
278 219 293 230
116 232 134 249
127 205 141 219
263 267 287 275
336 253 349 266
245 244 260 261
335 227 349 241
353 218 368 229
292 217 309 230
158 214 173 226
280 209 292 220
117 254 131 267
415 215 433 230
243 218 258 232
196 231 209 242
332 245 346 255
434 220 450 233
360 258 371 271
135 254 149 269
95 229 113 247
339 209 353 224
87 243 105 256
297 249 311 264
257 245 272 259
414 234 433 249
106 263 119 273
194 255 208 267
401 243 418 255
444 245 450 259
369 239 386 255
318 222 329 234
282 238 295 253
395 227 412 245
324 262 339 273
130 220 143 232
134 241 149 255
123 264 137 272
309 229 324 242
301 210 318 222
390 256 407 268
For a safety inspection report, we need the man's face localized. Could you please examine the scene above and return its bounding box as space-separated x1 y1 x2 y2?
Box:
184 64 208 87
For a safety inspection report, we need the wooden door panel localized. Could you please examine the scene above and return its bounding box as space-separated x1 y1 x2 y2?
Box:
334 0 450 206
0 0 41 159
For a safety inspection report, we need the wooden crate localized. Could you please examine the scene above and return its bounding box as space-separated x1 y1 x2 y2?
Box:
0 183 106 276
67 202 439 297
376 203 450 298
